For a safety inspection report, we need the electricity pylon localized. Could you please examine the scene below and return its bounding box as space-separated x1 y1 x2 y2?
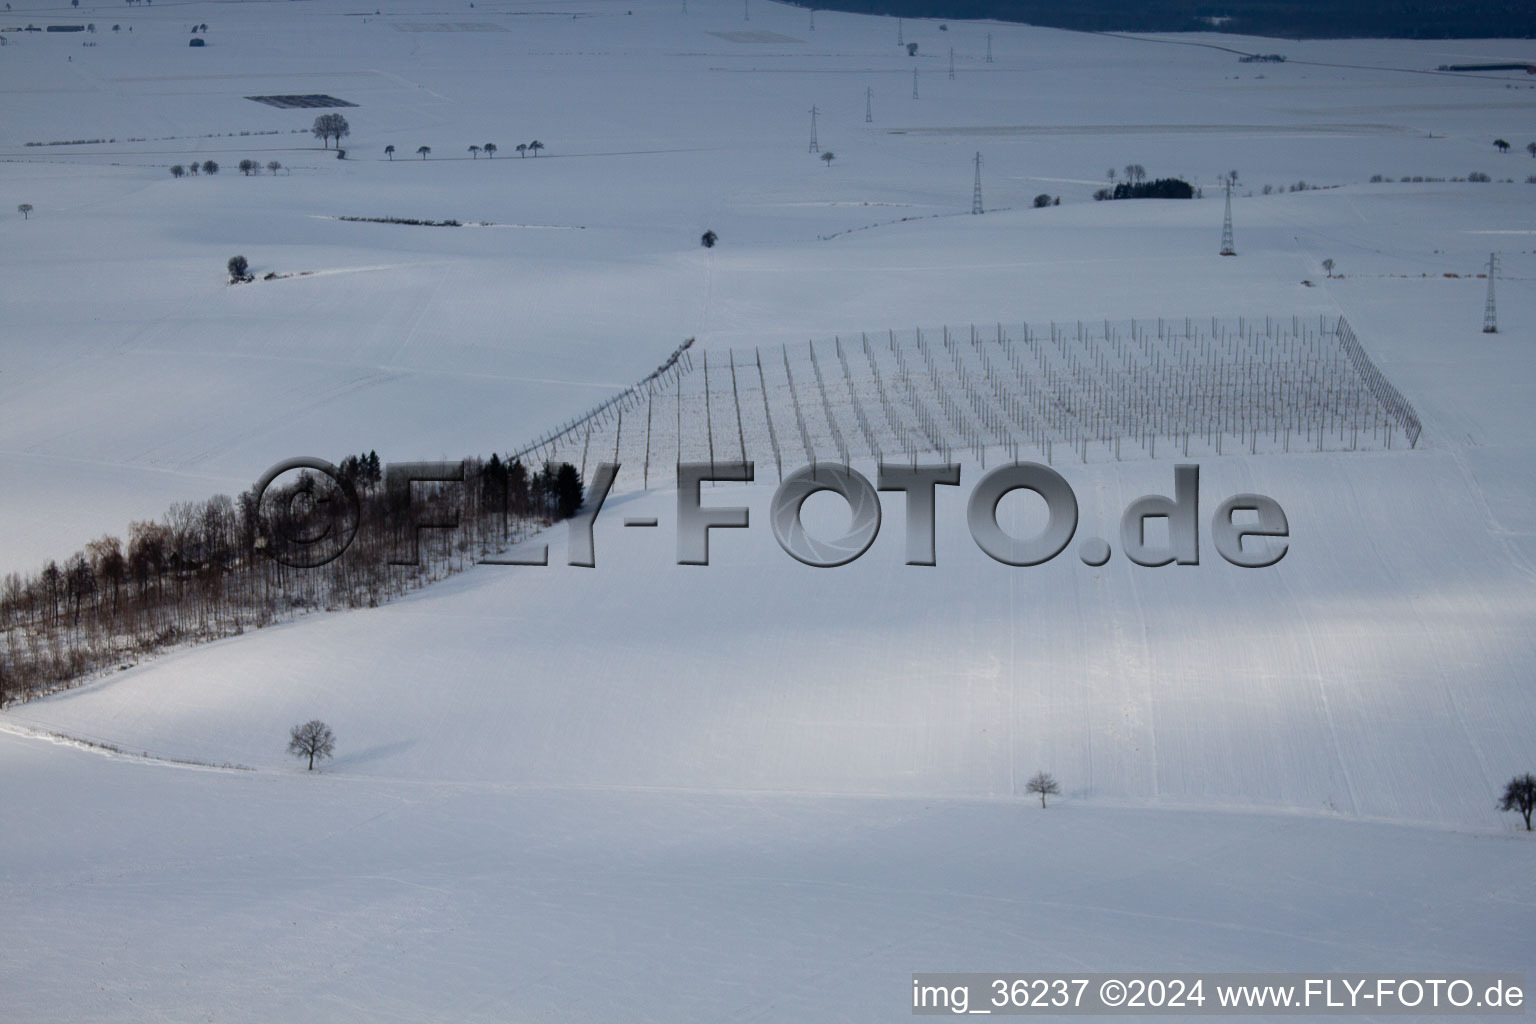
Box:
912 68 919 99
986 31 993 62
949 47 955 80
1483 252 1499 333
972 152 983 214
808 105 819 153
1220 178 1236 256
865 86 872 124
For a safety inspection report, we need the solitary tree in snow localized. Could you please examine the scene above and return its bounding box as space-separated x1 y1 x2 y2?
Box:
1494 138 1510 154
384 144 395 161
238 158 256 175
1322 258 1335 278
1025 770 1060 808
170 164 185 178
483 142 497 158
202 160 218 175
469 144 481 159
700 229 717 248
1501 774 1536 830
820 151 835 168
267 160 282 175
416 145 431 160
1527 141 1536 159
311 113 350 149
288 719 336 771
516 143 527 158
17 203 32 220
528 140 544 157
227 254 249 280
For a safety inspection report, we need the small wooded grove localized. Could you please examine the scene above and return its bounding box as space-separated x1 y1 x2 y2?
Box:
1094 178 1196 201
0 453 583 707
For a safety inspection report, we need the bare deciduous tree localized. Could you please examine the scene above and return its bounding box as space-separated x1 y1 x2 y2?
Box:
17 203 32 220
288 720 336 771
384 144 394 161
483 142 497 158
311 113 350 149
1322 258 1335 278
267 160 282 175
416 145 431 160
820 151 835 168
227 254 249 280
1501 774 1536 830
1025 770 1060 808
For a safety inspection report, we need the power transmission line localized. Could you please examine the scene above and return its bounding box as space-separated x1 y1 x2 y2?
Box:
1220 178 1236 256
972 152 983 215
1483 252 1499 333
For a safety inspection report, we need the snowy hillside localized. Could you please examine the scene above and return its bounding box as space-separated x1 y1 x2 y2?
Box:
2 0 1535 1017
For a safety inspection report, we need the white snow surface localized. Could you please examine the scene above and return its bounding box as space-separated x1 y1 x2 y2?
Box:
2 0 1535 1018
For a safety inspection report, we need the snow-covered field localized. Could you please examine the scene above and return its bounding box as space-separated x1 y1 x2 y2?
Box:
2 0 1535 1018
